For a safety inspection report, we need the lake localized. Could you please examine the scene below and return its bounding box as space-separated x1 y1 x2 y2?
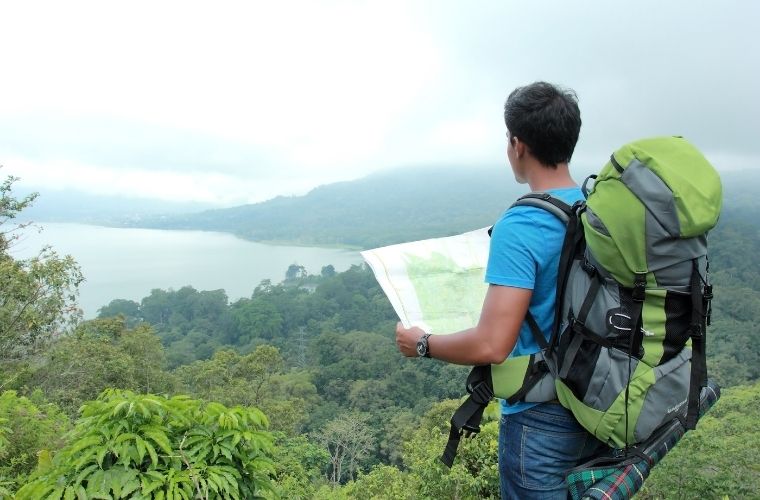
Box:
10 222 363 318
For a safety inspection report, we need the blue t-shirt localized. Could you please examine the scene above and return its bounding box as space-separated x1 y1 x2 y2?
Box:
484 187 585 415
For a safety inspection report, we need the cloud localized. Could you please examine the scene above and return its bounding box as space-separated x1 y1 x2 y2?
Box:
7 157 326 205
0 1 441 171
0 115 277 175
0 0 758 205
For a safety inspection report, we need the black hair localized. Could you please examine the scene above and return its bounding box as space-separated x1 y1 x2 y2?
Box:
503 82 581 167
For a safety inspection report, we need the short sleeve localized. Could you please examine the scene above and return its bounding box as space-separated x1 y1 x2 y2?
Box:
484 209 541 289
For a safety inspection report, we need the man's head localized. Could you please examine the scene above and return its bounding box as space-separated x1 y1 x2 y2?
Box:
504 82 581 169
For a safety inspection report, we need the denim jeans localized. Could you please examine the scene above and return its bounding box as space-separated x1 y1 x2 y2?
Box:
498 403 604 500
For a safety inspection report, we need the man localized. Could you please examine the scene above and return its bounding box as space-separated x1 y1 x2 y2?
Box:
396 81 601 499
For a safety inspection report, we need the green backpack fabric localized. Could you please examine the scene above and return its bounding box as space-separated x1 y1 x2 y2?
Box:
442 136 722 466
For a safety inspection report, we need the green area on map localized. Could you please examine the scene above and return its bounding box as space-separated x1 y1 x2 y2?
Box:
404 251 487 334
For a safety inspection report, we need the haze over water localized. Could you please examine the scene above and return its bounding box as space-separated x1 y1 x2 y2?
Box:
10 222 363 318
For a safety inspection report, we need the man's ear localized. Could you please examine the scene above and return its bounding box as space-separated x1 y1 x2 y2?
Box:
514 137 526 159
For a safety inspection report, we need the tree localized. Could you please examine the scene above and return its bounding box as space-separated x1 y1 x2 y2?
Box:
97 299 141 326
234 345 284 406
175 346 316 435
29 317 175 416
0 391 70 493
230 298 283 342
176 346 284 407
118 323 174 394
341 465 417 500
17 390 275 499
139 289 171 326
401 399 500 499
285 264 307 281
270 433 330 499
639 382 760 498
0 175 83 386
316 412 376 485
321 264 336 278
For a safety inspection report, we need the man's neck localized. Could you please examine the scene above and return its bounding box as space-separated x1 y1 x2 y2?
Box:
525 161 576 192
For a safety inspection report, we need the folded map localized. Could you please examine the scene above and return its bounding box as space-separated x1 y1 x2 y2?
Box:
361 228 490 334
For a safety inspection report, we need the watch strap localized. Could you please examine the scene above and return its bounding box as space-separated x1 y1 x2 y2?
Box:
418 333 432 358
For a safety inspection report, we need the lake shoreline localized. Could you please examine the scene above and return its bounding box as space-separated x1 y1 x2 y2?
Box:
11 222 364 318
20 219 365 251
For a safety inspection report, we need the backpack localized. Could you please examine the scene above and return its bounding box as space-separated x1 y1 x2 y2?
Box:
442 136 722 467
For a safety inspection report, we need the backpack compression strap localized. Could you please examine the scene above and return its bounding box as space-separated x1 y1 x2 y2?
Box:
441 193 576 468
441 365 494 467
686 259 710 429
440 314 551 467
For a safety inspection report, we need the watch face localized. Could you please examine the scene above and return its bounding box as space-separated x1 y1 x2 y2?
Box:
416 342 426 357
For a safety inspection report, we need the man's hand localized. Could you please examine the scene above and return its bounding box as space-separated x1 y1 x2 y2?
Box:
393 285 532 365
396 322 427 357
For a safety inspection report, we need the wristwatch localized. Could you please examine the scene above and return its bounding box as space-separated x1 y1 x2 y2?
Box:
416 333 432 358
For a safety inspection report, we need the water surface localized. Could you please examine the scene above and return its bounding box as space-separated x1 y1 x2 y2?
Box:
10 223 362 318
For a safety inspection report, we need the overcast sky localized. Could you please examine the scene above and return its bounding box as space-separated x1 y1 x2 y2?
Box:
1 0 758 206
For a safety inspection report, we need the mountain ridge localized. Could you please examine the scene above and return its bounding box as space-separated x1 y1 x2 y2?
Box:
121 165 530 248
23 166 758 249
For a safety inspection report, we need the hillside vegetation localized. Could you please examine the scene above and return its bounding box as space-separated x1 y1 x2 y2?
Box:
1 171 759 498
123 168 754 251
124 166 526 248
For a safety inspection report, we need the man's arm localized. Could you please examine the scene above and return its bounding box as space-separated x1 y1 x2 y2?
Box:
396 284 532 365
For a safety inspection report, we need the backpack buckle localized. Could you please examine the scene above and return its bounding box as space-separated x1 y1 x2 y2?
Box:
467 380 494 405
632 274 647 302
582 258 597 277
571 200 586 214
689 323 703 339
570 317 585 334
461 423 481 438
702 284 713 326
532 359 548 375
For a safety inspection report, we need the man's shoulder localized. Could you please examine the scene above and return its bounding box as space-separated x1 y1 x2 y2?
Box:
493 205 541 232
490 207 552 249
515 187 585 208
501 187 584 225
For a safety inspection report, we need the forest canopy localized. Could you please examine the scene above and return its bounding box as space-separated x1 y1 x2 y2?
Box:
1 172 760 498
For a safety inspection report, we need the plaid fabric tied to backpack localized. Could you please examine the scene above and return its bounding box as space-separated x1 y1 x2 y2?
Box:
566 380 720 500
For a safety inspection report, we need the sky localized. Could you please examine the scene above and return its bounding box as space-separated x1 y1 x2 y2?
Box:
1 0 758 207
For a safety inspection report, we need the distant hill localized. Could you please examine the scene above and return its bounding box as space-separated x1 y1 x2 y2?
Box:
119 167 758 249
18 189 215 226
124 166 533 248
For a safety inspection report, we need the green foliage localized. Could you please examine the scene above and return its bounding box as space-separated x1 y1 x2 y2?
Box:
315 412 376 485
285 264 308 281
327 399 501 499
707 211 760 388
97 299 142 326
342 465 418 500
28 317 176 416
5 170 760 499
230 296 283 343
176 346 316 435
639 382 760 499
0 178 83 383
137 287 229 367
402 399 500 500
100 265 469 470
0 391 70 494
270 433 330 499
126 167 521 248
17 390 275 499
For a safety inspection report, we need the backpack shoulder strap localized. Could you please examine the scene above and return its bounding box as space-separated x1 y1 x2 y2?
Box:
443 193 580 468
510 192 574 225
487 192 575 237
